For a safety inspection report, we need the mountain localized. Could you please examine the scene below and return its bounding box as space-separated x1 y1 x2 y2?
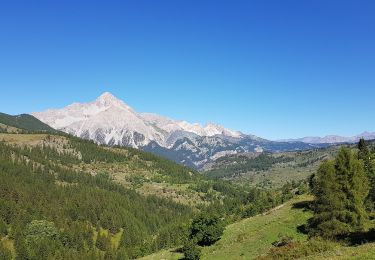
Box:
32 92 327 169
32 92 242 147
281 131 375 144
0 112 55 132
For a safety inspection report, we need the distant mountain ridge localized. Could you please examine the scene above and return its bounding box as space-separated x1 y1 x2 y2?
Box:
280 132 375 144
31 92 327 168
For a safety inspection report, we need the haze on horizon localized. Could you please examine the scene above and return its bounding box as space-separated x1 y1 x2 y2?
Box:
1 0 374 140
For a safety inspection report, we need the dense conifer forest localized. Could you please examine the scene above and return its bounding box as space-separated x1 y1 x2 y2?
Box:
0 128 302 259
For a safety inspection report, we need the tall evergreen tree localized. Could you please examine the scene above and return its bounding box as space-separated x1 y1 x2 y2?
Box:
369 160 375 207
310 147 369 239
358 139 375 207
358 138 371 173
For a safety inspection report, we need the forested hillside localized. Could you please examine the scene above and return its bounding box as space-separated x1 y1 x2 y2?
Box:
1 126 373 259
204 147 341 188
0 135 192 259
0 113 55 133
143 139 375 259
0 129 302 259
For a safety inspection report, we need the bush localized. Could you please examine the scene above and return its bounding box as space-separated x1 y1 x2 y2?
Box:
0 242 12 260
262 238 336 259
96 233 111 251
22 220 63 259
182 241 201 260
190 213 225 246
272 235 293 247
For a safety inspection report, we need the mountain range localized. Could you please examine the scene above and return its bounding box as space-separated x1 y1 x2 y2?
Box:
31 92 371 169
280 132 375 144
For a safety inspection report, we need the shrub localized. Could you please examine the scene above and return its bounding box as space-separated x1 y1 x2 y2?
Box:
96 233 111 251
262 238 336 259
272 235 293 247
182 241 201 260
0 242 12 260
190 213 225 246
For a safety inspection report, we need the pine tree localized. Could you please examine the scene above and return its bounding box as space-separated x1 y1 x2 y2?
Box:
309 147 369 239
358 139 375 207
369 160 375 206
358 138 371 173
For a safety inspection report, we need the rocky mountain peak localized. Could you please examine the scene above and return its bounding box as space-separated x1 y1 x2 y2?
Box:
95 92 130 109
31 92 326 168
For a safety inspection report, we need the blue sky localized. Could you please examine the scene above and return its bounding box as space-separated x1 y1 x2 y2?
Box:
1 0 374 140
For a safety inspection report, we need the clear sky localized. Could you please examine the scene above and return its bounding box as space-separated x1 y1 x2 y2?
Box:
1 0 374 140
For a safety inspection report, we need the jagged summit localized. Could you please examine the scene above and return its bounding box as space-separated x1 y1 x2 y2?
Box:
95 92 132 110
32 92 244 148
31 92 331 168
96 91 118 103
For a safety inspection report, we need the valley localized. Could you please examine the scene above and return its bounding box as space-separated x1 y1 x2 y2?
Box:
203 147 339 188
1 111 374 260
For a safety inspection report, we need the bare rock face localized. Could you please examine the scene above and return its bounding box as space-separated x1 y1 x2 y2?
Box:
32 92 327 169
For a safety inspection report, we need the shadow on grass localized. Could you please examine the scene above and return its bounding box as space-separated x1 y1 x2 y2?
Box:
292 201 314 235
345 228 375 245
171 247 183 253
170 247 188 260
296 223 309 235
292 200 313 211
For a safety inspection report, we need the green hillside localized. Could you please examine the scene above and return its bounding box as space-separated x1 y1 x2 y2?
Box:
141 195 375 260
0 133 193 259
204 147 340 189
0 132 300 259
0 112 55 132
2 125 373 259
0 133 268 208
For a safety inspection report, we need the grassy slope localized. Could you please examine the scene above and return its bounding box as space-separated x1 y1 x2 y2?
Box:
141 195 375 260
200 196 312 260
0 123 22 133
141 196 312 260
139 249 182 260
